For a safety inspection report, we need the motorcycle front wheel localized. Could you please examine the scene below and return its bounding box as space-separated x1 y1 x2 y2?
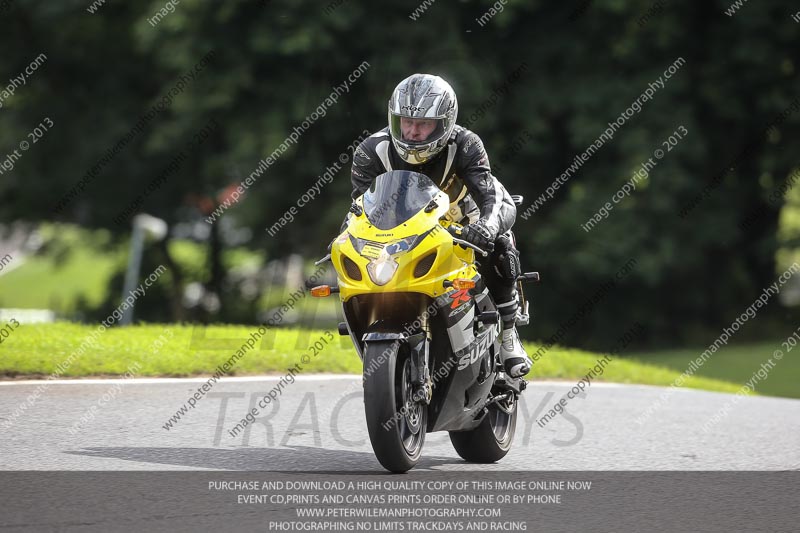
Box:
449 391 517 463
363 340 427 473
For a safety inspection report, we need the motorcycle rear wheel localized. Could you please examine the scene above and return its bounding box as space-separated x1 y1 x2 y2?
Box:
449 393 517 463
363 340 427 473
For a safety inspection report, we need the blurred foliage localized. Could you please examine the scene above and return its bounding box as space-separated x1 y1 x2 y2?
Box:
0 224 267 322
0 224 124 313
0 0 799 349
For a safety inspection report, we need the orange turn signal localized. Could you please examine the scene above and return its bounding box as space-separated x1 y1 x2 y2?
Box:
310 285 332 297
451 279 476 290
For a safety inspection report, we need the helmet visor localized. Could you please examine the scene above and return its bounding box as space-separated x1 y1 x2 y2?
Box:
389 114 447 146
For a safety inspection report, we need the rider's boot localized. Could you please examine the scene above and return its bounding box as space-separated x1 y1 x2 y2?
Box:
500 325 532 378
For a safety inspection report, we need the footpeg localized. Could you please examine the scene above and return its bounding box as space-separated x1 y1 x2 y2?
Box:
477 311 499 323
474 310 500 334
495 375 525 394
518 272 540 283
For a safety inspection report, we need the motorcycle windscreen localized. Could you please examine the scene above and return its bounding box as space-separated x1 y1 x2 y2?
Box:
362 171 440 230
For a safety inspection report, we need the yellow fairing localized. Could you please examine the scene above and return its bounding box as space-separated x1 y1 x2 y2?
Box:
332 191 478 301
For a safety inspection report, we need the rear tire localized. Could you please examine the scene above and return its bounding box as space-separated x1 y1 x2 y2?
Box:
449 394 517 463
363 340 427 473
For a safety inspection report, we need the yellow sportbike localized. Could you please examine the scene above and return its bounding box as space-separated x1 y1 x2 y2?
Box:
312 170 538 472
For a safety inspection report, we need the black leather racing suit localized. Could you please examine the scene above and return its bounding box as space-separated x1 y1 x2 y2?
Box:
350 125 522 326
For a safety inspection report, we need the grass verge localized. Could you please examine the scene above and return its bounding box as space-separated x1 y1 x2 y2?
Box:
0 323 793 398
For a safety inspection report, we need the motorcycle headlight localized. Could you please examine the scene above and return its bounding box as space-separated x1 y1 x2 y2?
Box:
350 232 435 286
366 254 399 285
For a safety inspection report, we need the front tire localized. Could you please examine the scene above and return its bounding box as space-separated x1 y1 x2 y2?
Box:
363 340 427 473
449 393 517 463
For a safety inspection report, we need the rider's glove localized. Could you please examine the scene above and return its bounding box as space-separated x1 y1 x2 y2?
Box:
460 220 495 253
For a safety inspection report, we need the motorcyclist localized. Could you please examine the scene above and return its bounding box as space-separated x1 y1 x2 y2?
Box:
348 73 532 378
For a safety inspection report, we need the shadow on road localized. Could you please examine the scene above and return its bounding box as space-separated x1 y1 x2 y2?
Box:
65 445 462 471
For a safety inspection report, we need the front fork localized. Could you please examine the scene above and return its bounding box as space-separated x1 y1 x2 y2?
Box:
407 332 432 405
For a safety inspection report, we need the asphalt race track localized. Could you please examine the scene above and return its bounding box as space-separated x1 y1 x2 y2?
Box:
2 375 798 471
